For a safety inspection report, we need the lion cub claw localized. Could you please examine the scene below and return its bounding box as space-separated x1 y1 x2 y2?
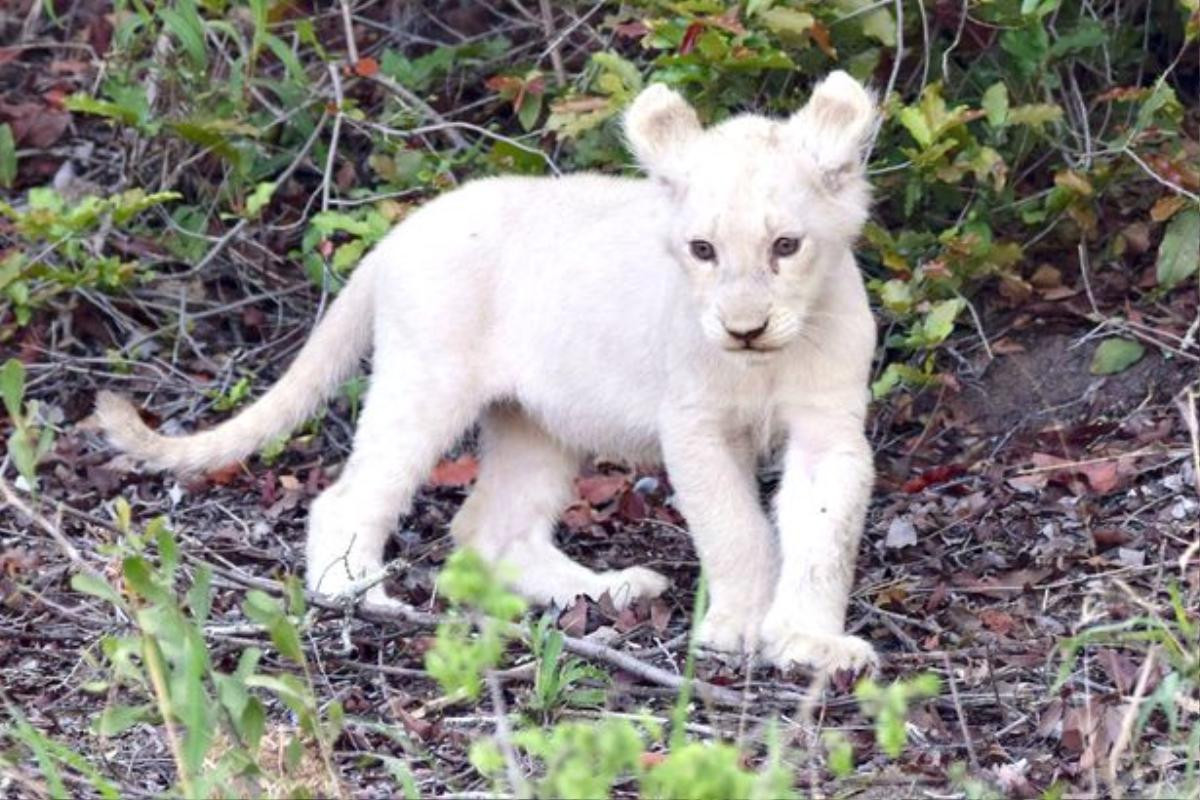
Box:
761 627 878 676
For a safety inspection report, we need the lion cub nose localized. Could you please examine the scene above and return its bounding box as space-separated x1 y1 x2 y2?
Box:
723 319 769 344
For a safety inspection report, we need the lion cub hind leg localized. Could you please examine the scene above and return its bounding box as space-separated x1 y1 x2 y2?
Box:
450 407 669 610
306 354 483 607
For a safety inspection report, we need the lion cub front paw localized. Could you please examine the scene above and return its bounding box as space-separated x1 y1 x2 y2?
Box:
599 566 671 610
765 632 878 675
761 617 878 675
696 605 760 654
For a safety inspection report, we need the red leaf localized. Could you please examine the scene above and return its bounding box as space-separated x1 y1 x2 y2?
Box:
353 57 379 77
429 455 478 487
902 463 964 493
205 463 242 486
1091 528 1130 550
809 20 836 57
678 21 703 55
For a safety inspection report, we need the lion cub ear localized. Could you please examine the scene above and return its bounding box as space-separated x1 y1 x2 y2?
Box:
789 71 877 191
624 84 702 182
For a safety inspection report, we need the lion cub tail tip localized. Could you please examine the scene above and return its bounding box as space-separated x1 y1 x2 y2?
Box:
93 390 159 458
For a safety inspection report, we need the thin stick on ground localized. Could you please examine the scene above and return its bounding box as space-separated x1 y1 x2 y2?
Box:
537 0 567 87
487 672 529 798
0 475 86 571
943 653 979 771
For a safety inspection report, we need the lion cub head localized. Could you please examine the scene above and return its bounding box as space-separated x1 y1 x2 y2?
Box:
625 71 875 357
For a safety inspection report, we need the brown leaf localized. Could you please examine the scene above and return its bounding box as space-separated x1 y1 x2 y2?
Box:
0 103 69 148
429 455 478 487
1096 648 1139 694
561 502 593 531
613 20 650 38
1079 459 1121 494
1036 697 1063 739
952 567 1052 598
809 20 836 57
978 608 1016 636
576 474 627 506
353 57 379 77
1029 264 1062 289
1092 528 1130 550
205 463 242 486
649 598 672 634
614 606 639 633
557 597 589 637
1150 194 1186 223
617 489 648 521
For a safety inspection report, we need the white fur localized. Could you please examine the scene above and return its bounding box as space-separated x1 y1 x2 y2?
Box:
95 72 880 674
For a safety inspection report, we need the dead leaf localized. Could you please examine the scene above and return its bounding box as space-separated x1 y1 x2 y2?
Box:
952 567 1052 598
353 57 379 77
557 597 588 637
1092 528 1130 550
576 474 627 506
991 337 1026 355
649 598 671 634
1096 649 1139 694
1029 264 1063 289
205 463 242 487
978 608 1016 636
0 102 70 148
1079 459 1121 494
1150 194 1186 223
884 516 918 549
429 455 478 487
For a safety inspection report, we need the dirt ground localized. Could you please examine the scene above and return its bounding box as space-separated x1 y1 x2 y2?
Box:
2 260 1197 796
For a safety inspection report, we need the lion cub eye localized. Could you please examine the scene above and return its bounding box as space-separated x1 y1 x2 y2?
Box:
689 240 717 261
772 236 802 258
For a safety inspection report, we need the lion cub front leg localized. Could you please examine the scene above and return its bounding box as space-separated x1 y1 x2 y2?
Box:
661 417 776 654
760 413 877 675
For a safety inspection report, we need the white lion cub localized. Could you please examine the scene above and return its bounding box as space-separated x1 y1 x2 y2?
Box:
95 71 879 673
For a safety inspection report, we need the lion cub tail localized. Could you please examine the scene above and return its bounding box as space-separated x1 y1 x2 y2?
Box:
94 260 378 474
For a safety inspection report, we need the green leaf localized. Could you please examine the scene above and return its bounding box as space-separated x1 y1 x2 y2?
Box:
1156 207 1200 289
516 91 542 132
159 0 208 71
0 123 16 188
94 703 154 736
71 572 125 608
760 7 814 37
981 82 1009 127
7 429 37 489
1090 338 1145 375
878 279 913 313
187 565 213 624
245 181 276 218
0 357 25 419
1007 103 1063 128
921 297 965 345
896 107 933 148
860 7 897 46
332 239 366 273
240 697 266 751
